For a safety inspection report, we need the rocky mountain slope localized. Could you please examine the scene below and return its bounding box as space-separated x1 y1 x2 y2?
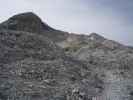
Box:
0 12 133 100
0 12 69 42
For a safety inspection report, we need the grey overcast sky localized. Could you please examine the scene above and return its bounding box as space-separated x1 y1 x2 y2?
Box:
0 0 133 46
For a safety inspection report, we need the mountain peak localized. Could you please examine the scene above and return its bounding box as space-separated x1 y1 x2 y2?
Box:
11 12 40 19
88 33 105 42
0 12 54 33
89 33 104 39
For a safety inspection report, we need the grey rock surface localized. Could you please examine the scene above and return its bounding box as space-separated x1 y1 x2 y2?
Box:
0 12 133 100
0 12 69 42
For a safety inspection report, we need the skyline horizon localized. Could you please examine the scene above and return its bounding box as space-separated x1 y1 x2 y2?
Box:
0 0 133 46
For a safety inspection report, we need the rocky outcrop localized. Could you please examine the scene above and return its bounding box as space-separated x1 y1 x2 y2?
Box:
0 12 133 100
0 30 64 64
0 12 69 42
0 30 104 100
0 12 54 33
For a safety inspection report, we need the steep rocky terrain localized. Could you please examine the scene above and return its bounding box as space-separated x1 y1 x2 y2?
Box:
59 33 133 100
0 12 69 42
0 12 133 100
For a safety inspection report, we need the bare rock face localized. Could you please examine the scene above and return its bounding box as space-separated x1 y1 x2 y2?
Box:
0 30 64 64
0 12 133 100
0 13 104 100
0 57 105 100
0 12 54 33
56 33 133 100
63 34 133 100
0 30 104 100
0 12 69 42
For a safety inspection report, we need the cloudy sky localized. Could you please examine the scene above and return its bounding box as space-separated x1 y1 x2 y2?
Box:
0 0 133 46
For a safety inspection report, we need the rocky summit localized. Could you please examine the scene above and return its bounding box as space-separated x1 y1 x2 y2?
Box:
0 12 133 100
